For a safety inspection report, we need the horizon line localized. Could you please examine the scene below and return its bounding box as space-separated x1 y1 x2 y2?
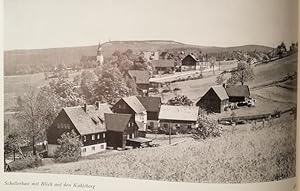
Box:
3 39 289 52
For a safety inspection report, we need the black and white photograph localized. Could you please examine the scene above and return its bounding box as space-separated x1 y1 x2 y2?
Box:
3 0 298 185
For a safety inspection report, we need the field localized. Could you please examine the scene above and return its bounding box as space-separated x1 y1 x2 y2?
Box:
161 55 297 109
21 113 295 183
4 70 81 111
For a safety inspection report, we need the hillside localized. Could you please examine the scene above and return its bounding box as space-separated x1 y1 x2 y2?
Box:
21 114 295 183
4 40 272 75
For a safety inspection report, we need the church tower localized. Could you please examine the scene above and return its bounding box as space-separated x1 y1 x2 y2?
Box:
96 42 104 65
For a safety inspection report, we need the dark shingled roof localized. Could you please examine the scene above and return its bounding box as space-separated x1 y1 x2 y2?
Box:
183 54 199 62
63 104 112 135
225 85 250 98
137 96 161 112
104 113 132 132
128 70 150 84
151 60 174 68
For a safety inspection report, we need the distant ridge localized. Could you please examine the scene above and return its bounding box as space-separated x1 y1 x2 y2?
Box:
4 40 272 75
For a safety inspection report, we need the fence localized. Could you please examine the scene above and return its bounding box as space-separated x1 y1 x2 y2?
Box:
218 107 295 124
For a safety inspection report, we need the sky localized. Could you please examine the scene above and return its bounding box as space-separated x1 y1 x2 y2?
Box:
4 0 298 50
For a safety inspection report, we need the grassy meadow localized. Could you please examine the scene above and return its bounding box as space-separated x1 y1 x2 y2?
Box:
22 113 296 183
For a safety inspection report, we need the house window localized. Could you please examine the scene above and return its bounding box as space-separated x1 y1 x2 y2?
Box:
82 148 86 152
103 133 105 139
127 134 130 139
66 124 70 129
83 136 87 142
132 133 135 139
97 134 100 139
92 135 95 140
92 146 95 151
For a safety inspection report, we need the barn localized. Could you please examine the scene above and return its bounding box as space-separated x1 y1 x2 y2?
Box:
181 54 199 71
196 86 229 113
225 85 250 102
47 102 112 157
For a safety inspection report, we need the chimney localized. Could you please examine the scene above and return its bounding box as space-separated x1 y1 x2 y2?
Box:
95 101 100 110
222 83 226 88
83 104 87 113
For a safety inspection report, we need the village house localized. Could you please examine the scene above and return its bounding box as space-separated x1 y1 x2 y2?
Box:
181 54 199 71
105 113 152 149
225 85 250 102
112 96 147 137
196 86 229 113
151 60 175 74
142 51 159 62
158 105 199 132
126 70 150 95
137 96 162 130
47 102 112 157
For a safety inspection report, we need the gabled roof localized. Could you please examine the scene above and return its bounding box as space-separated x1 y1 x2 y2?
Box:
86 103 112 122
183 54 199 62
151 60 174 68
136 96 161 113
104 113 132 132
225 85 250 97
158 105 198 122
122 96 146 114
211 86 229 100
63 104 112 135
128 70 150 84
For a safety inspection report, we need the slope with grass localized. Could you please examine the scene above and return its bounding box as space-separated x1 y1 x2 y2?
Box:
22 114 295 183
164 55 297 107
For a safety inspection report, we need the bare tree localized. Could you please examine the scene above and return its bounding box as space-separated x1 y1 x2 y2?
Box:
227 61 254 85
15 87 60 155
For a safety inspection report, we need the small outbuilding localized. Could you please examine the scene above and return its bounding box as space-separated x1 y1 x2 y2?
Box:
158 105 198 132
151 60 175 74
181 54 199 71
105 113 152 149
225 85 250 102
196 86 229 113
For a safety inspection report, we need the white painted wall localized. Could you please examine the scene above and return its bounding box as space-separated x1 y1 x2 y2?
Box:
81 143 107 156
47 143 107 157
135 111 147 131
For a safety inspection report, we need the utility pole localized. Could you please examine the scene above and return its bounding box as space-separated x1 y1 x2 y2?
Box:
7 119 10 135
169 125 171 145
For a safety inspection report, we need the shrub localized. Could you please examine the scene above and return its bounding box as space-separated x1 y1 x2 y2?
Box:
9 155 42 171
54 130 83 163
167 95 193 106
192 116 222 139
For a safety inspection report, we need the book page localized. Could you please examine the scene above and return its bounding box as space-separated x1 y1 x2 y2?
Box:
0 0 298 190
